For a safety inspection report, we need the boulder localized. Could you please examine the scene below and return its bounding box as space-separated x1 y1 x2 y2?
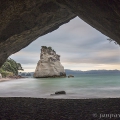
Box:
51 91 66 95
34 46 66 78
55 91 66 95
68 75 74 78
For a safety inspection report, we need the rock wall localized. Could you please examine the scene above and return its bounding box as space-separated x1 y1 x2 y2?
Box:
0 0 75 67
34 46 66 78
0 0 120 66
56 0 120 45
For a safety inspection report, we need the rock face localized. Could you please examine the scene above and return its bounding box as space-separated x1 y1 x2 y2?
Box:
51 91 66 95
0 1 120 66
0 73 2 79
34 46 66 78
55 91 66 95
0 0 75 67
68 75 74 78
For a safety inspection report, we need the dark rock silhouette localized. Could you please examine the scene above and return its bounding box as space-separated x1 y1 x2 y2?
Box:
55 91 66 95
68 75 74 78
51 91 66 95
0 1 120 66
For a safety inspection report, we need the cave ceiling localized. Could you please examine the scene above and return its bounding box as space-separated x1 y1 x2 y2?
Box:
0 0 120 66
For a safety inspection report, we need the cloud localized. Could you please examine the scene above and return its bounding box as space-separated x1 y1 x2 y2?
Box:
10 17 120 71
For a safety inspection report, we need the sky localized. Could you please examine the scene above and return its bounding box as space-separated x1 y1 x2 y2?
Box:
10 17 120 72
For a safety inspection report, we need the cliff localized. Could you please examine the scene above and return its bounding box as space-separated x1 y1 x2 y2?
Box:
34 46 66 78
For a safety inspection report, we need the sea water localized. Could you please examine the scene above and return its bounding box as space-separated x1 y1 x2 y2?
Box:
0 74 120 99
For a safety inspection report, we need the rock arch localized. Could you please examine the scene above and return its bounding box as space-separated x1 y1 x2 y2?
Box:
0 0 120 66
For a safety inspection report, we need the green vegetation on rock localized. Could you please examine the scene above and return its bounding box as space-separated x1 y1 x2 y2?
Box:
0 58 23 77
48 46 52 50
42 46 47 49
107 38 119 45
42 46 55 52
42 46 53 50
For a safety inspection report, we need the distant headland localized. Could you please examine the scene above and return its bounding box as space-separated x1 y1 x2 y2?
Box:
34 46 66 78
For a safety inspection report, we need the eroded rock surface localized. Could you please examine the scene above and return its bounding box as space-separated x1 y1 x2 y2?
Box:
0 0 75 66
34 46 66 78
56 0 120 45
0 0 120 66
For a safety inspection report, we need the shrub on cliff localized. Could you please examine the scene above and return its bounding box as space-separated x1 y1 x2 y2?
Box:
42 46 47 49
0 70 13 77
0 58 23 77
41 46 53 51
48 47 52 50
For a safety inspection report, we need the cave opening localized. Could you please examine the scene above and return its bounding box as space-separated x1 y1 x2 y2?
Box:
10 16 120 72
1 1 120 119
0 17 120 99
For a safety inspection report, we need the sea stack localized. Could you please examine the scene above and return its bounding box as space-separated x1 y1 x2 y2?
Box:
34 46 66 78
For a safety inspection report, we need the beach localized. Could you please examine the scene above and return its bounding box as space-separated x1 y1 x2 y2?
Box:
0 78 13 82
0 74 120 119
0 76 26 82
0 97 120 120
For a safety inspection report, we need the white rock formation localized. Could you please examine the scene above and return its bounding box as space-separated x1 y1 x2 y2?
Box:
34 46 66 78
0 73 2 79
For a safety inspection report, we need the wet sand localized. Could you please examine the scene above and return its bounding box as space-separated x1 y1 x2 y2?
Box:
0 77 26 82
0 78 13 82
0 97 120 120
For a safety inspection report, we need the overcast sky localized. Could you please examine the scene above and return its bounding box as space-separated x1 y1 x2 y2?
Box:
10 17 120 72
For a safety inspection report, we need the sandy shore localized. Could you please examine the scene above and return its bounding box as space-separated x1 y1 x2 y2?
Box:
0 78 14 82
0 76 26 82
0 97 120 120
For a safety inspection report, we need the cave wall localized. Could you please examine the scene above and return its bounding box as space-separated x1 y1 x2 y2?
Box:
0 0 76 66
0 0 120 66
56 0 120 44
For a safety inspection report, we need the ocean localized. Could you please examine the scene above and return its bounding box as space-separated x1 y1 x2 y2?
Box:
0 73 120 99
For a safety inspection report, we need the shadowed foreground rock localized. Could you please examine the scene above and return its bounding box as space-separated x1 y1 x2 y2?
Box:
55 91 66 95
0 0 75 66
0 97 120 120
0 0 120 66
51 91 66 95
68 75 74 78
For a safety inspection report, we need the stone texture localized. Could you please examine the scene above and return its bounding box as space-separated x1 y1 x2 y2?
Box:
68 75 74 78
0 0 120 66
0 0 75 66
56 0 120 45
34 46 66 78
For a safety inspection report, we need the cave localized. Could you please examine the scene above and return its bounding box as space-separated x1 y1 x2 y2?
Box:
0 0 120 119
0 0 120 67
